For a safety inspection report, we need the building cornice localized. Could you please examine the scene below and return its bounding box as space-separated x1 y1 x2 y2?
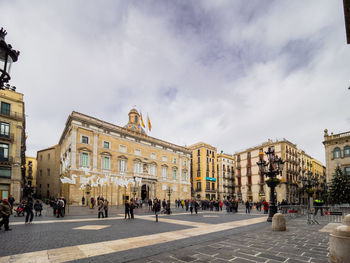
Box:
59 111 191 155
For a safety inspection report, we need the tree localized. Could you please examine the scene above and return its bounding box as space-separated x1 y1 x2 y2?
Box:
328 166 350 204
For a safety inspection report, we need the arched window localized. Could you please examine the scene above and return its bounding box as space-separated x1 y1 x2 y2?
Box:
344 146 350 157
333 147 341 159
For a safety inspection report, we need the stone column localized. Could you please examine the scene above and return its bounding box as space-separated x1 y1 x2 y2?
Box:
93 133 98 171
71 128 77 169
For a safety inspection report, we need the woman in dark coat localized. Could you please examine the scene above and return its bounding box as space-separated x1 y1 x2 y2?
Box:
125 200 130 219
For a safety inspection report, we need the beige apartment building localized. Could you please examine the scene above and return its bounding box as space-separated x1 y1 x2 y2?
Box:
36 145 61 199
0 87 26 201
189 142 217 200
57 109 191 205
217 152 235 200
234 139 325 203
323 129 350 182
25 156 37 195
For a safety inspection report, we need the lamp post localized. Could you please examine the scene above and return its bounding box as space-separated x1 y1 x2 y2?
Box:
133 185 138 200
257 147 285 222
0 27 20 89
166 187 173 214
300 170 319 224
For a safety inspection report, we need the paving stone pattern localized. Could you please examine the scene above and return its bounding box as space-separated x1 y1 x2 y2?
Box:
134 220 329 263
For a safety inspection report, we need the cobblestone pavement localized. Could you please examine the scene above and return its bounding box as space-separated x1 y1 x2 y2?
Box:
129 219 330 263
0 206 332 263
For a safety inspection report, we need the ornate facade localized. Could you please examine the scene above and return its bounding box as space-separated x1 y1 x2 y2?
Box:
217 153 235 200
189 142 217 200
323 129 350 182
58 109 191 205
0 87 26 201
234 139 325 203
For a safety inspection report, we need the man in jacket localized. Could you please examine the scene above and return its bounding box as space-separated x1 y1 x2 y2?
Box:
153 199 161 222
0 199 12 231
24 198 34 224
103 199 109 218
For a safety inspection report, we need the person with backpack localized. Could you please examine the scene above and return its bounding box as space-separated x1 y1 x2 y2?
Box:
34 200 42 217
153 199 161 222
262 200 269 214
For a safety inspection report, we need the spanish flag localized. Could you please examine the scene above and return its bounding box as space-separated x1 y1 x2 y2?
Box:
140 112 145 128
147 114 152 131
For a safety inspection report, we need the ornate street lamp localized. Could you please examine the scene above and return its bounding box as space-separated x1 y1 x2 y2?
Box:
257 147 285 222
0 27 20 88
300 171 318 224
166 187 173 214
133 185 138 200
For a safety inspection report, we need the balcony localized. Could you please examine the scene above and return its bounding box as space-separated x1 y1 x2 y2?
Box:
0 111 23 121
0 133 14 142
0 156 13 165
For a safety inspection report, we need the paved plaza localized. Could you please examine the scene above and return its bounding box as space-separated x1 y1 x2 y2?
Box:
0 206 332 263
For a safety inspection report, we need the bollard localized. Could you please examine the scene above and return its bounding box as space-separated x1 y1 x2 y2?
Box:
329 214 350 263
272 213 286 231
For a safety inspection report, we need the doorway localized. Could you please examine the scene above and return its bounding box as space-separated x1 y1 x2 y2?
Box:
0 184 9 200
141 184 148 200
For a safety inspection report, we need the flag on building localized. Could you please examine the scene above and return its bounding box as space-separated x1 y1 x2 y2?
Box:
140 112 145 128
147 114 152 131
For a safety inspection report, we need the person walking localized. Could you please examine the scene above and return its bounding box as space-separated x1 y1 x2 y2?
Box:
130 199 135 219
24 198 34 224
98 200 104 218
194 199 199 214
34 200 42 217
245 200 250 214
125 200 130 219
8 195 15 212
90 197 95 209
262 200 269 214
103 199 109 218
189 200 194 214
0 198 12 231
153 199 161 222
82 196 85 206
148 199 153 211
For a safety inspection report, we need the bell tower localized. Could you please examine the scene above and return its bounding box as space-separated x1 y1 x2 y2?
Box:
128 108 140 125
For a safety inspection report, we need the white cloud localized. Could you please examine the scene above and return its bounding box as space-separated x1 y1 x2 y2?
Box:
1 0 349 164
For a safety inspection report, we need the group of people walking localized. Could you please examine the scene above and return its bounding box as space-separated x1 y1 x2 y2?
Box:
0 197 45 231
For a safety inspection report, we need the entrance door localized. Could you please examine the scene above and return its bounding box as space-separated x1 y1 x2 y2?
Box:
0 184 9 200
141 184 148 200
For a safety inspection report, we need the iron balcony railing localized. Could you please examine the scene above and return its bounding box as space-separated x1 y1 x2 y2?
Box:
0 133 14 141
0 111 23 120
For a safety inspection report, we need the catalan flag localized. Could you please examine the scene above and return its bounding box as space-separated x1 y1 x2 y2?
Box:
147 114 152 131
140 112 145 128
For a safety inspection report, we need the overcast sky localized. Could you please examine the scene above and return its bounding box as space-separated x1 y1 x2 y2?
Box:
1 1 349 164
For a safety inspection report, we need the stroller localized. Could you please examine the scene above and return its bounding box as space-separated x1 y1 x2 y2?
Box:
14 204 25 217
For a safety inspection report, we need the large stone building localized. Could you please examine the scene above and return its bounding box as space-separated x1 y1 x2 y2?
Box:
323 129 350 182
36 145 61 199
57 109 191 205
234 139 325 203
217 152 235 200
0 87 26 201
189 142 217 200
25 156 37 196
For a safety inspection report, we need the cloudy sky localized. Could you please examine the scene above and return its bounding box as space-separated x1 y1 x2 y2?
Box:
1 1 349 164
